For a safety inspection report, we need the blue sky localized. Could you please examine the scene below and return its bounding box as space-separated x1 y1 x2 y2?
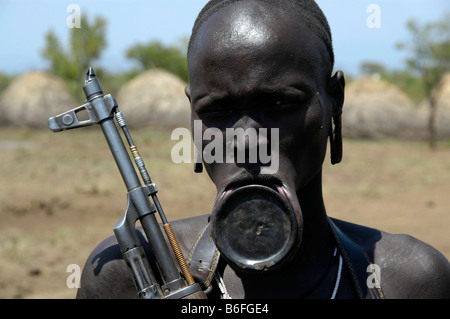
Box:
0 0 448 77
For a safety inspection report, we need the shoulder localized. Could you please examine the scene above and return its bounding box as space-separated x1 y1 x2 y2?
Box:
332 218 450 299
76 214 210 299
375 232 450 298
76 231 137 298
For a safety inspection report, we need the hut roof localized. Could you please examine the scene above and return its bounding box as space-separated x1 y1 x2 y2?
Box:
342 77 424 139
0 71 77 128
116 69 190 129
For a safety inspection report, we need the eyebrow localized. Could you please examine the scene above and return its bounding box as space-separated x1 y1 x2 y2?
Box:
266 87 310 98
254 85 317 104
266 81 316 95
193 83 316 112
193 92 228 112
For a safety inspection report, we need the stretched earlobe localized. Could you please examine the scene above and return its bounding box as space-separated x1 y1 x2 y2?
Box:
186 85 200 171
194 163 203 173
327 70 345 116
194 143 203 173
194 162 203 173
329 114 342 165
328 70 345 165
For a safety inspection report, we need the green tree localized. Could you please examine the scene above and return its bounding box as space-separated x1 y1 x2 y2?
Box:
126 39 188 82
0 72 11 93
397 13 450 148
359 61 427 103
388 69 427 102
41 15 107 100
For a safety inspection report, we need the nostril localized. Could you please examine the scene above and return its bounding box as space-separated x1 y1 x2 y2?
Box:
232 112 263 130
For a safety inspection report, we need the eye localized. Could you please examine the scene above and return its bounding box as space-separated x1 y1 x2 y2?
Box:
196 104 236 125
271 91 318 110
195 96 234 115
275 100 295 106
271 99 301 110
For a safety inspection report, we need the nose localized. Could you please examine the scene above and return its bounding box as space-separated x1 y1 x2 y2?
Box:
229 113 262 148
226 113 269 166
232 112 263 130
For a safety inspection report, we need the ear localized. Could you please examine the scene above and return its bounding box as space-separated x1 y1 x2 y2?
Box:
327 70 345 165
327 70 345 116
185 85 191 103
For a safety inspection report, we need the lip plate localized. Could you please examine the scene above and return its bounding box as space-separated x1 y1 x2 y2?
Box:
211 184 299 273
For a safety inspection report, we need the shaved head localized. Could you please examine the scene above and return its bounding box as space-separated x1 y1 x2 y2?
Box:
188 0 334 75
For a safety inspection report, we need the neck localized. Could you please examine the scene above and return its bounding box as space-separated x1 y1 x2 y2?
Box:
296 171 331 264
223 171 336 298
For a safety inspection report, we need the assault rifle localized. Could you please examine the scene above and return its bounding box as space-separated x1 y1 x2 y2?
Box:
48 67 205 299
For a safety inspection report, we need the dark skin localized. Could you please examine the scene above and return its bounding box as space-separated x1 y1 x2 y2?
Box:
77 2 450 299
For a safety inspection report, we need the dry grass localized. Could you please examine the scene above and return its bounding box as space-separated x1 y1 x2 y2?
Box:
0 127 449 298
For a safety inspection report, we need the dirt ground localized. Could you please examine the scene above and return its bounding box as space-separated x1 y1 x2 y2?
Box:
0 127 449 299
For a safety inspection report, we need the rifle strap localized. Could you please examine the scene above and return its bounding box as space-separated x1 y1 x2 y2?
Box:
186 223 220 290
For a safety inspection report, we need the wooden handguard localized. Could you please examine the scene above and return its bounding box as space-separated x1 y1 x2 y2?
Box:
163 223 196 286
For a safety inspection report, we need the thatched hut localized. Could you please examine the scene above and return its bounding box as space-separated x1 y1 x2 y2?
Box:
116 69 190 129
0 72 77 128
433 72 450 139
342 77 425 139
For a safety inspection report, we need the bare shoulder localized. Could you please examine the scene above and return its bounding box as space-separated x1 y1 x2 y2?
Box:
76 214 210 299
332 218 450 299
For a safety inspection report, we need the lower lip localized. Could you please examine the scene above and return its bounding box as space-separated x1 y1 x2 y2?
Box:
220 183 285 203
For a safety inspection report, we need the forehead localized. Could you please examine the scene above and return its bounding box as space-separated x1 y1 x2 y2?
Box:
188 1 330 96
